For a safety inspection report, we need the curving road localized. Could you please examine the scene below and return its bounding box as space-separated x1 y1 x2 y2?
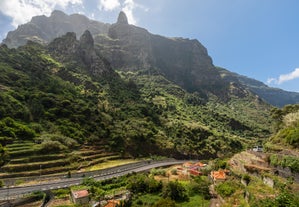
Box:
0 160 187 200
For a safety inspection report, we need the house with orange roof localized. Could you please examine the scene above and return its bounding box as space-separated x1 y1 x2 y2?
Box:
103 200 120 207
210 170 228 183
71 189 89 205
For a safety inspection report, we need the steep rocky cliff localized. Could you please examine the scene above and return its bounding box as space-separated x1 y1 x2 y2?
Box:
2 10 299 106
97 12 228 97
3 10 110 48
47 30 113 77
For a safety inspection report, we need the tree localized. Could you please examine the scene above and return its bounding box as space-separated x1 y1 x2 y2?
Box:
0 144 8 166
162 181 189 202
126 173 162 194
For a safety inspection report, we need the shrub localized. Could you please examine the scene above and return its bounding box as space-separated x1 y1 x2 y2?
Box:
192 176 211 199
127 174 162 194
152 198 177 207
0 144 8 166
150 168 166 176
242 174 251 185
39 140 67 153
171 169 178 175
215 181 237 197
53 188 70 199
162 181 189 202
37 134 78 149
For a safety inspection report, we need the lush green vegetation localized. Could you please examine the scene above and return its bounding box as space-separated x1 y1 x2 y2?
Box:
269 104 299 148
269 154 299 173
0 39 274 176
72 169 211 207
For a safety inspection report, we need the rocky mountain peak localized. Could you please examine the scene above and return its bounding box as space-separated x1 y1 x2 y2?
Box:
51 10 68 18
47 32 78 61
79 30 94 50
117 11 128 24
48 30 113 77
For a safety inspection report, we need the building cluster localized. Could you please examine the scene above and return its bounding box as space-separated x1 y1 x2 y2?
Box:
176 161 207 177
70 161 231 206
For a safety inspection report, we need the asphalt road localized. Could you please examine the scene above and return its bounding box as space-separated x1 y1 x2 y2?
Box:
0 160 186 200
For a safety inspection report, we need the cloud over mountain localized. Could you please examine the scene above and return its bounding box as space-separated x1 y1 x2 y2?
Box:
99 0 121 11
0 0 83 27
268 68 299 85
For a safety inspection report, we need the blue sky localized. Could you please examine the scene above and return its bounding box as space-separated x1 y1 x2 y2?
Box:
0 0 298 92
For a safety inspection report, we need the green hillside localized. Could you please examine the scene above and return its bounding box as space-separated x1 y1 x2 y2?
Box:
0 40 273 173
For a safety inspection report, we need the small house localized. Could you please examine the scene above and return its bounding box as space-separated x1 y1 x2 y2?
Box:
188 169 202 176
210 170 228 182
71 189 90 205
103 200 120 207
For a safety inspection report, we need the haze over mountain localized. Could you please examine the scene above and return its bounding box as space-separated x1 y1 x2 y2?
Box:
2 10 299 107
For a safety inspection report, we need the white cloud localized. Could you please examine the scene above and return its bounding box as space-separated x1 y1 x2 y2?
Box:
0 0 83 28
122 0 136 24
267 68 299 85
122 0 148 25
99 0 120 11
277 68 299 84
96 0 148 25
266 78 277 84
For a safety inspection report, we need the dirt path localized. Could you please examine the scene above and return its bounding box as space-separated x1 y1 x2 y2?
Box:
209 197 221 207
209 184 223 207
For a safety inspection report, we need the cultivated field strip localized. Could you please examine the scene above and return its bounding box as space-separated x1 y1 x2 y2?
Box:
0 141 121 179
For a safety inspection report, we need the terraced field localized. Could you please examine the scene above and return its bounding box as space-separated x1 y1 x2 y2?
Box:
0 141 121 179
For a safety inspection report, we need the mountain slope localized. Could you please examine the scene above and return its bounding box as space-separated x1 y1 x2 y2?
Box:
0 35 273 164
218 67 299 107
2 10 299 107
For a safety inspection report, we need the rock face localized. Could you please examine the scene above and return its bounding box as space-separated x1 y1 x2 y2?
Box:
47 30 113 77
117 11 128 24
101 12 227 96
3 10 110 48
3 10 299 105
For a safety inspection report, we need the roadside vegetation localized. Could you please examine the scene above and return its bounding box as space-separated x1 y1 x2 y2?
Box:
48 166 211 207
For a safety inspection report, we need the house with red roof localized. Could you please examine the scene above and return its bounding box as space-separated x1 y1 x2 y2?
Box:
71 189 90 205
188 169 203 176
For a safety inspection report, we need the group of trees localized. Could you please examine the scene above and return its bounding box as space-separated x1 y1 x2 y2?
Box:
127 173 211 204
79 172 211 206
270 104 299 148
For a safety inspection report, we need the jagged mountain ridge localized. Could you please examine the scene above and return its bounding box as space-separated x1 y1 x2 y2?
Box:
3 10 110 48
47 30 114 77
2 10 299 106
1 10 236 100
218 67 299 107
